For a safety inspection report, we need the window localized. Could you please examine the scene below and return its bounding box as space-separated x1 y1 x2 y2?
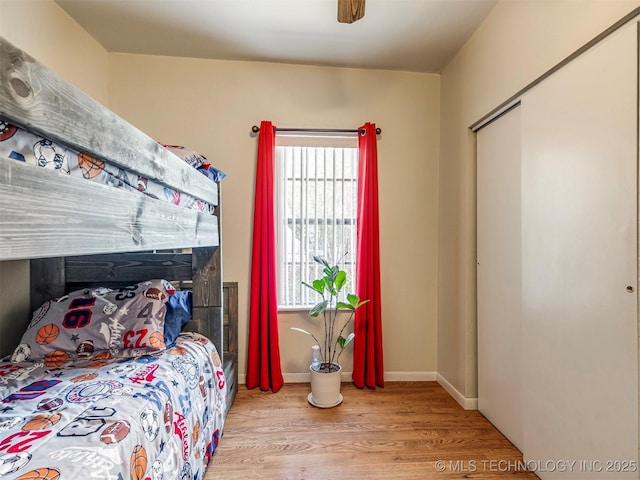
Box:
276 139 358 308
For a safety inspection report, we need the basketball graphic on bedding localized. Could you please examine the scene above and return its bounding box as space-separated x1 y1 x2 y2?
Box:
148 331 165 350
78 152 105 179
130 445 147 480
70 372 98 383
16 467 61 480
22 414 62 431
91 351 112 361
35 324 59 345
44 350 70 368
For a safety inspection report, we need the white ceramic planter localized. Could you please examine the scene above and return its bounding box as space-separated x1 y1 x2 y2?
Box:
309 363 343 408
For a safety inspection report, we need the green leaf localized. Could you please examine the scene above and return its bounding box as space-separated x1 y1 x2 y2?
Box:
335 301 354 310
347 294 370 310
337 332 355 349
323 277 337 296
343 332 355 347
313 256 331 269
312 279 325 294
347 293 359 307
309 300 328 317
303 279 326 295
290 327 313 336
335 270 347 290
356 299 370 309
302 281 322 295
323 265 339 283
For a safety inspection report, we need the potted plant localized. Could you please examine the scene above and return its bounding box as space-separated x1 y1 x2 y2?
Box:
291 256 368 407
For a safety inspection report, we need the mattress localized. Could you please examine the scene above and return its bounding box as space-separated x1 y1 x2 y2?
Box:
0 332 226 479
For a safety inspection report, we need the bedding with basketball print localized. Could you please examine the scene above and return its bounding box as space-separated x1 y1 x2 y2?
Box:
0 332 227 479
10 279 175 364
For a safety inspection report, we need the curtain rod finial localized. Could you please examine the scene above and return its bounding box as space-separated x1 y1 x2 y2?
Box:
251 125 260 133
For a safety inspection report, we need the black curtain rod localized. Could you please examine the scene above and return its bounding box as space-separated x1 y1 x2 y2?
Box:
251 125 381 135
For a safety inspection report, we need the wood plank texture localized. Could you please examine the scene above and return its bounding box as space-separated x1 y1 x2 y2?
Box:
65 252 193 285
190 245 223 355
222 281 238 411
186 306 223 349
30 257 65 311
192 247 222 308
223 281 238 355
0 159 218 260
209 382 536 480
0 36 217 206
223 352 238 416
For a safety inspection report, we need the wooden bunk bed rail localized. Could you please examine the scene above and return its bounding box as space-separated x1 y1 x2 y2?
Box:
0 36 217 205
0 35 220 261
0 160 219 260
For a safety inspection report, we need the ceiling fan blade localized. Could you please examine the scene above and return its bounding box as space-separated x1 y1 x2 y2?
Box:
337 0 365 24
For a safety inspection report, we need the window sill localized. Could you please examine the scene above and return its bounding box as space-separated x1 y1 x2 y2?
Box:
278 306 312 313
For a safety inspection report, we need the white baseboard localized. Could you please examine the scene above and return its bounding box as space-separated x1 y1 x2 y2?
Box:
242 372 356 384
239 371 438 385
384 371 437 381
436 373 478 410
237 372 343 384
237 372 478 410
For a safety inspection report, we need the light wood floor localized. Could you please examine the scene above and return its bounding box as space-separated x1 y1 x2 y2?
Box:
208 382 537 479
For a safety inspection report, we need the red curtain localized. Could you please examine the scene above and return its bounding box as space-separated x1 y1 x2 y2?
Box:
353 122 384 389
246 120 284 392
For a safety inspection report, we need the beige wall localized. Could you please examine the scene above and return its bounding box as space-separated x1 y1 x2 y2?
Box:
0 0 109 356
108 54 441 379
438 0 639 399
0 0 109 103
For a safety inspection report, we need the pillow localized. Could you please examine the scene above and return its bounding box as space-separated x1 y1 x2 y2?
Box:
197 164 226 182
161 144 207 169
163 290 193 347
11 279 175 364
161 143 226 182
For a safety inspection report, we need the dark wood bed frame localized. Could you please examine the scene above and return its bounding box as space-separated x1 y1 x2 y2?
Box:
0 36 237 412
28 254 238 413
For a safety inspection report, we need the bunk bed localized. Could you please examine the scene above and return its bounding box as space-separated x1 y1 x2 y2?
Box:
0 36 236 479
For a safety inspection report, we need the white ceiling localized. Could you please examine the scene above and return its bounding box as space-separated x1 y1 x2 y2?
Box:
54 0 497 73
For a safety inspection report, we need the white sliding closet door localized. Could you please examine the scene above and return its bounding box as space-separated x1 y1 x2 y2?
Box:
521 22 638 478
477 106 523 450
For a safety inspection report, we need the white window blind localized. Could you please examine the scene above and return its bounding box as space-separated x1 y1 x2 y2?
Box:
276 144 358 308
